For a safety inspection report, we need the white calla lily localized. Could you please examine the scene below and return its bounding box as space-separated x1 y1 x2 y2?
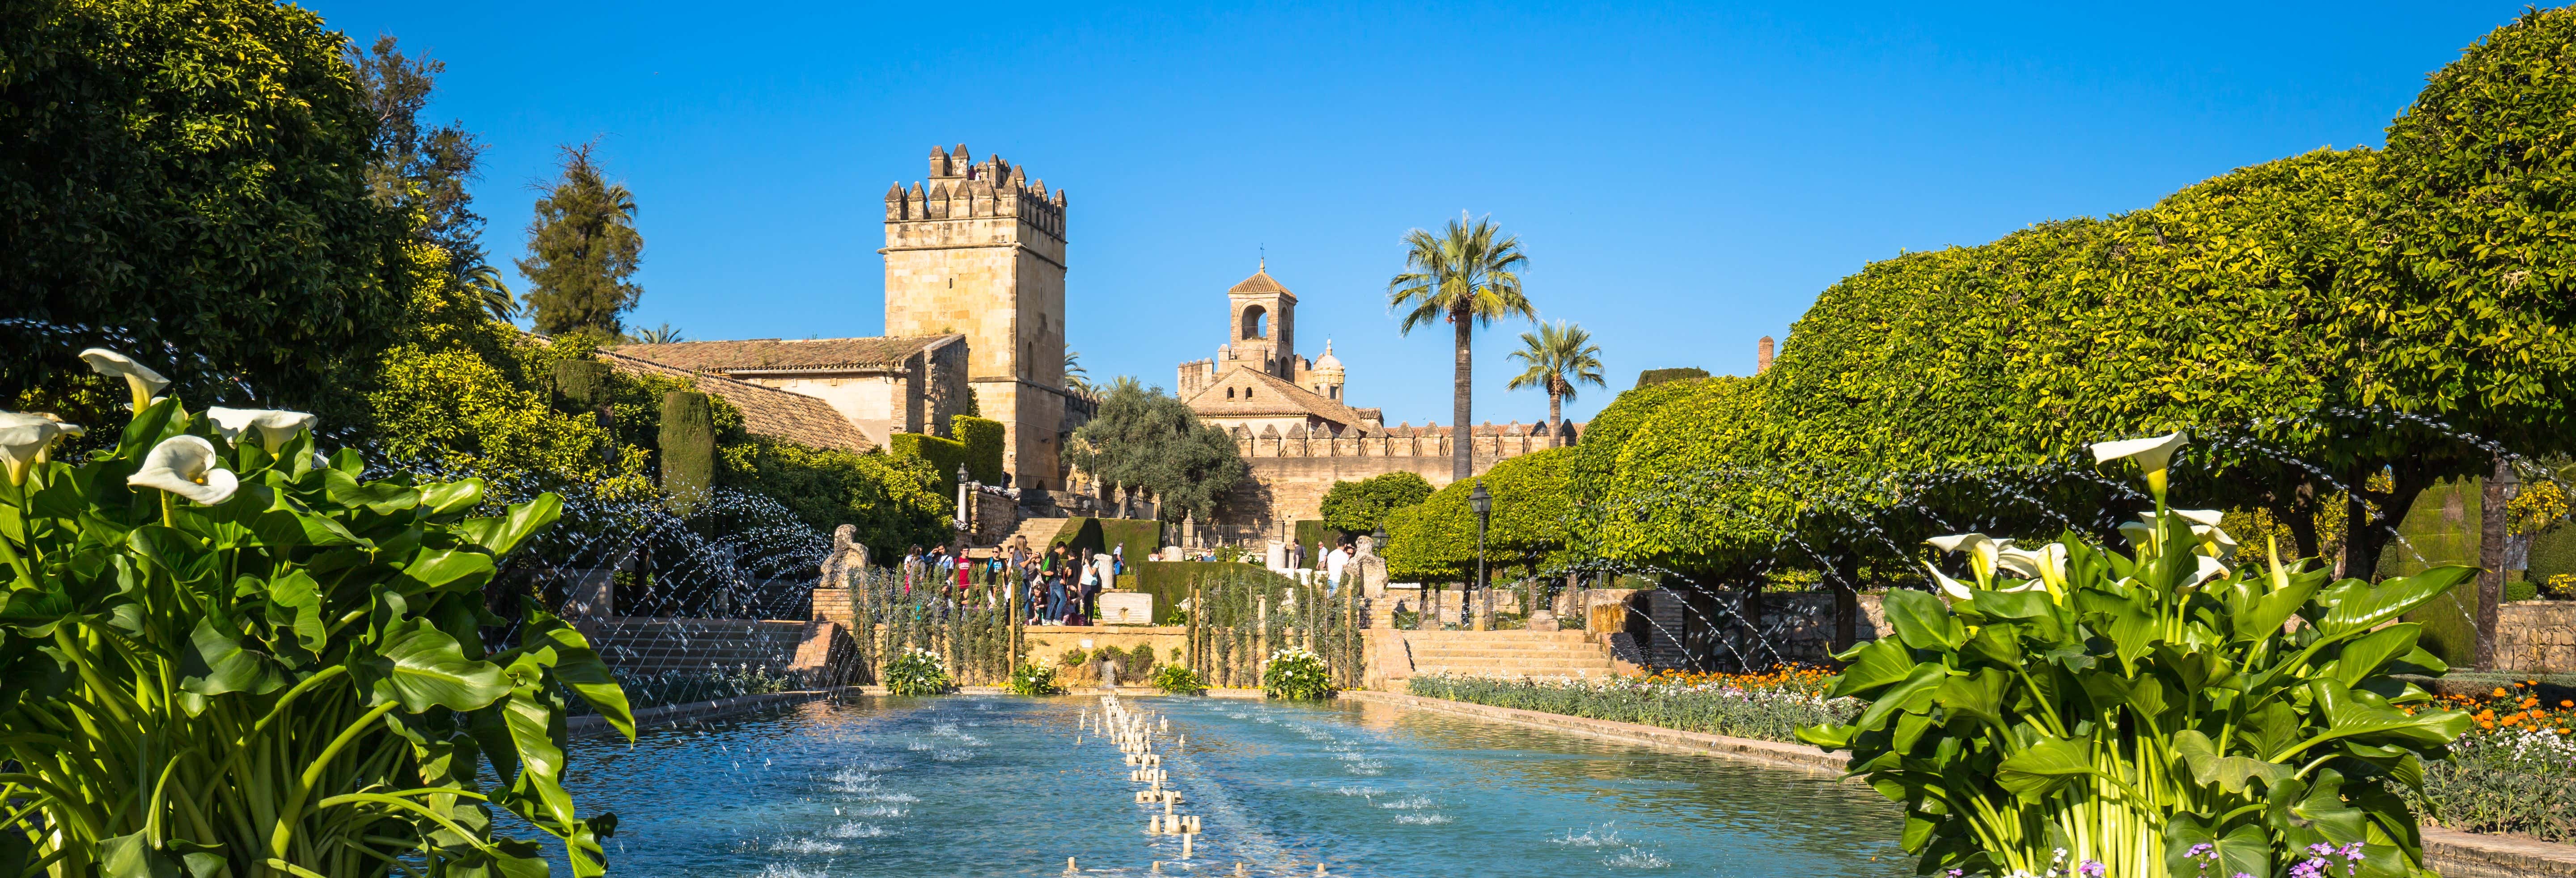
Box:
1997 543 2069 591
128 435 238 505
1927 532 2007 583
1926 563 1977 601
79 348 170 411
0 411 84 485
2116 520 2156 547
2172 508 2226 528
2187 554 2229 588
2090 431 2187 500
208 407 317 454
2197 525 2239 559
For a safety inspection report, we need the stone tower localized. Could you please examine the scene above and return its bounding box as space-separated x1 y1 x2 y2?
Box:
1224 261 1296 379
881 144 1071 491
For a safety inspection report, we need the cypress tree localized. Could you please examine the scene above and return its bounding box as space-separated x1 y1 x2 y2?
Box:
659 390 714 511
518 144 644 341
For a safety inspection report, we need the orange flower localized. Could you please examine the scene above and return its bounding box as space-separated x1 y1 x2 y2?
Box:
2481 720 2497 729
2493 688 2511 697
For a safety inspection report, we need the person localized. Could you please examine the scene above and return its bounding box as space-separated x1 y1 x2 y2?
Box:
1045 564 1068 625
1326 541 1351 590
953 548 971 597
902 545 923 595
1077 548 1099 616
1286 540 1303 571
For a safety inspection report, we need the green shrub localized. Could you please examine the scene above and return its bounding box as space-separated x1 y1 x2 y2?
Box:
1051 517 1161 562
951 414 1006 484
716 435 948 553
1262 647 1334 701
1633 367 1709 387
1408 673 1852 743
1008 663 1067 696
883 646 954 696
1124 643 1160 680
1151 665 1207 696
1798 439 2473 878
1058 647 1089 667
890 431 971 493
659 390 715 509
1318 471 1433 535
0 368 626 876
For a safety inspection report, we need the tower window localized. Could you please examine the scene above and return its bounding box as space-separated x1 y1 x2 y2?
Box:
1245 386 1254 399
1227 388 1235 400
1241 305 1268 340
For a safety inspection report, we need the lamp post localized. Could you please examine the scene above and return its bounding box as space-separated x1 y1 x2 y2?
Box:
955 463 972 536
1470 480 1491 631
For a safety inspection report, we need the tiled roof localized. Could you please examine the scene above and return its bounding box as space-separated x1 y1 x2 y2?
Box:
1227 269 1296 300
1182 365 1368 426
607 335 958 374
593 349 876 453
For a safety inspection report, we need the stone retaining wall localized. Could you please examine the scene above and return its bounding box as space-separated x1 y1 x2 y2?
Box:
2497 600 2576 673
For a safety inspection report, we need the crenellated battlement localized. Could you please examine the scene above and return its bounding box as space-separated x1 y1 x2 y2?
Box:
1175 358 1216 397
1224 420 1581 460
883 144 1066 240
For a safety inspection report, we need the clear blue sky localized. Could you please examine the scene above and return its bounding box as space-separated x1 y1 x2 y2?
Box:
306 0 2534 427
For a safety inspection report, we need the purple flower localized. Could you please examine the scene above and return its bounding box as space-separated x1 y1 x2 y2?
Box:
2079 860 2106 877
2186 844 2214 859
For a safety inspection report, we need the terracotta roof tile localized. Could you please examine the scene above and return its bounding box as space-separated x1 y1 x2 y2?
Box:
1227 269 1296 300
607 335 958 374
593 349 876 453
1182 365 1370 427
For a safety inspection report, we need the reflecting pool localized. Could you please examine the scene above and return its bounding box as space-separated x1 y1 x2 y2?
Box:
556 695 1907 876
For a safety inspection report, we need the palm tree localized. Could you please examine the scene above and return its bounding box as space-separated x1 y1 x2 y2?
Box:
1064 350 1093 394
1389 213 1535 481
465 265 516 321
1506 321 1605 447
629 323 686 344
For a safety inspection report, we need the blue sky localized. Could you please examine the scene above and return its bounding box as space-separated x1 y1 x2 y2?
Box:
307 1 2534 426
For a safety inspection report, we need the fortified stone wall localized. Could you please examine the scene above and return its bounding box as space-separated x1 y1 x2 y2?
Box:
1210 422 1575 544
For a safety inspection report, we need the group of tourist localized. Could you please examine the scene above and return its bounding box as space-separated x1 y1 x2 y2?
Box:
892 540 1126 626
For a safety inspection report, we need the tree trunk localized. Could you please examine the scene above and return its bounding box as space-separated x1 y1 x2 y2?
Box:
1547 387 1564 448
1452 313 1473 482
1741 573 1766 671
2340 462 2438 583
1831 556 1860 657
2476 454 2517 669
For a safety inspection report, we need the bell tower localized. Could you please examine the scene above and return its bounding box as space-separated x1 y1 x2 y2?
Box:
1223 260 1297 379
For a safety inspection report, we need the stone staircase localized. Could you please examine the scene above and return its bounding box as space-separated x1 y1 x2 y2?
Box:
1402 629 1620 680
588 618 814 676
1002 517 1072 552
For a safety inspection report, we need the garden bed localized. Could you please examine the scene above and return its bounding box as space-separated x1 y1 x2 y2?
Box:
1404 667 1855 744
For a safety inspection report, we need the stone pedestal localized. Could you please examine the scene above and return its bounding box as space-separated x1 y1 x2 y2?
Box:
1099 591 1155 626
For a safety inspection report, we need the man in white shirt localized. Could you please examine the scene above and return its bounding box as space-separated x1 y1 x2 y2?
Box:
1325 542 1351 591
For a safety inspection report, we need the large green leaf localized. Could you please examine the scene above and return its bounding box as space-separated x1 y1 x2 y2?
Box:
1934 668 2008 729
2297 680 2473 755
2162 815 2271 878
323 468 420 513
2172 729 2293 794
1827 637 1916 699
456 493 562 558
394 549 497 596
2326 623 2421 687
1995 736 2101 801
1881 589 1962 651
2318 566 2474 636
178 617 284 697
99 829 178 878
1853 660 1950 734
366 620 510 713
523 612 634 740
419 478 486 517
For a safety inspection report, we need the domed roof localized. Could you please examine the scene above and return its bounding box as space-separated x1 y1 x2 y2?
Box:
1313 340 1343 373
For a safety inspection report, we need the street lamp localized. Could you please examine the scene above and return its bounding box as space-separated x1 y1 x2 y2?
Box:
954 464 972 535
1470 479 1491 630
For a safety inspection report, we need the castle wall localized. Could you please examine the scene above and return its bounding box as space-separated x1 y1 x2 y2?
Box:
1208 429 1563 544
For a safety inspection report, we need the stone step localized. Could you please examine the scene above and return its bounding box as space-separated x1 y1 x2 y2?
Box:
1402 631 1594 643
1412 654 1619 668
1409 647 1617 660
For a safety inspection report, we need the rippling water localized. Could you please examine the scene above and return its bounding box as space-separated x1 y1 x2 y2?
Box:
548 695 1907 876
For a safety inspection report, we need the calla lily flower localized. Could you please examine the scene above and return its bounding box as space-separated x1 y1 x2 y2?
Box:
2172 508 2225 528
1927 533 2008 583
0 411 84 485
208 407 317 454
2091 431 2187 501
1926 563 1977 601
1997 543 2069 591
79 348 170 412
128 435 238 505
2187 554 2229 588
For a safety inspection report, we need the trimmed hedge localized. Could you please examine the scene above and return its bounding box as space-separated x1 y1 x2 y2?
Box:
1050 517 1161 566
952 414 1005 484
1291 520 1347 568
1633 367 1708 388
1130 560 1278 625
891 431 971 494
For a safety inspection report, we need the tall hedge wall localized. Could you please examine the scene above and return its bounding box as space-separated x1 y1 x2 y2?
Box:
891 432 971 494
952 415 1006 484
1050 517 1162 565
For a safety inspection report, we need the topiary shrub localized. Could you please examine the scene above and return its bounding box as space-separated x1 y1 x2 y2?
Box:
951 414 1006 484
659 389 714 511
1262 647 1334 701
1008 663 1066 696
882 646 954 696
1151 665 1206 696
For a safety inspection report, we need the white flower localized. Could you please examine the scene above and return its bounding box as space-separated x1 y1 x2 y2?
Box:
2187 554 2229 587
2090 431 2187 498
206 407 317 454
2172 508 2225 527
127 435 238 505
0 411 84 485
1926 562 1976 600
1926 533 2008 581
1997 542 2069 591
80 348 170 410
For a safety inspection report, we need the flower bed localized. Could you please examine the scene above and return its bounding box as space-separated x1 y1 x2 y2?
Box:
2405 681 2576 842
1406 667 1856 744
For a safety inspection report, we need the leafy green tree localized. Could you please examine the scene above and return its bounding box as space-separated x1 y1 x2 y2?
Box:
350 34 487 277
1067 380 1247 523
1389 213 1535 481
718 436 948 553
1319 471 1434 534
466 264 517 321
1385 448 1580 584
1506 320 1605 446
0 0 413 418
518 143 644 341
